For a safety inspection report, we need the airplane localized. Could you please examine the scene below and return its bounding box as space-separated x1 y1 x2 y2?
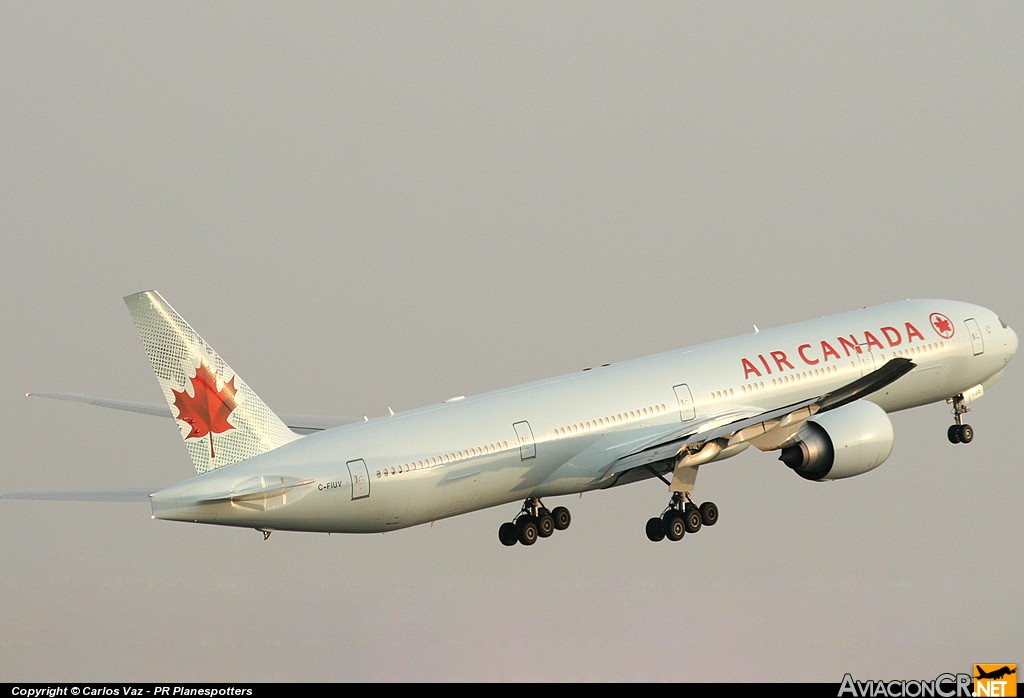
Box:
4 291 1017 547
975 666 1016 681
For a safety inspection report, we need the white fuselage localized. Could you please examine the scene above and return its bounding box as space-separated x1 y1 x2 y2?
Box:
149 299 1017 533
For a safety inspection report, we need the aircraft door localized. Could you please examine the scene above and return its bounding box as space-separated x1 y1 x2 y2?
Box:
512 421 536 460
966 318 985 355
346 459 370 500
673 384 696 422
858 343 878 377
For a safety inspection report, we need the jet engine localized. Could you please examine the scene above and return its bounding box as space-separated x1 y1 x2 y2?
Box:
779 400 894 481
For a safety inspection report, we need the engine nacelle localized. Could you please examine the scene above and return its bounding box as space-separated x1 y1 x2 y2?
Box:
779 400 894 481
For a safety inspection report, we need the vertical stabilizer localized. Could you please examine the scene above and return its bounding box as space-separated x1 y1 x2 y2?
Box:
124 291 300 474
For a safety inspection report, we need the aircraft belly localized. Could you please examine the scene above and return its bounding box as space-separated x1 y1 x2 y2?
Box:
154 448 601 533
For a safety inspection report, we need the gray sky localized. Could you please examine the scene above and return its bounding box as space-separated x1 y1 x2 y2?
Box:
2 2 1022 682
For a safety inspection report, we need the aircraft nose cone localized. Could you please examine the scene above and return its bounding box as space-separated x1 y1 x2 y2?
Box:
1007 324 1018 359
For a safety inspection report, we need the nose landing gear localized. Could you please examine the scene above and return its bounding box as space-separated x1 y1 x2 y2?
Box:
947 393 974 444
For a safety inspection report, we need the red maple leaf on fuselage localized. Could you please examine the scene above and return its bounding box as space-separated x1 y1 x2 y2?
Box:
172 361 237 458
933 316 953 336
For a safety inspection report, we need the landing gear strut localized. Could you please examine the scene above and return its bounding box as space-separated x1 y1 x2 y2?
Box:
947 393 974 444
498 497 571 547
645 492 718 543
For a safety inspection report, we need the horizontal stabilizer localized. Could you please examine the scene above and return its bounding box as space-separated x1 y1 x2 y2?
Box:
25 392 359 435
27 392 173 418
1 488 154 502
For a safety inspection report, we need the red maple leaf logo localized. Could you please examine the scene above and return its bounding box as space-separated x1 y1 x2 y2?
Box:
171 361 237 458
930 312 955 339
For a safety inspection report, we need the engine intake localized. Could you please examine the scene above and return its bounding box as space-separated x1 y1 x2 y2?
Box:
779 400 894 481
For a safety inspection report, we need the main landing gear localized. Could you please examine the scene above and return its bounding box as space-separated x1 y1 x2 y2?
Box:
645 492 719 543
498 497 571 546
947 393 974 444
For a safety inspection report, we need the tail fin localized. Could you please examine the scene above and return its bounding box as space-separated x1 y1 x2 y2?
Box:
124 291 300 475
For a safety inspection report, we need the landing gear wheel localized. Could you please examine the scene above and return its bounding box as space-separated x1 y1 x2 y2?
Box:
948 393 975 445
501 497 570 547
646 517 666 542
663 512 685 541
684 508 703 533
498 521 518 546
517 517 538 546
551 506 571 530
537 510 555 538
699 501 719 527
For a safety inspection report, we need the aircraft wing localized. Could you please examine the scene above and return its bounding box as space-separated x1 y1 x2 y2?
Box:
607 357 916 475
25 392 360 434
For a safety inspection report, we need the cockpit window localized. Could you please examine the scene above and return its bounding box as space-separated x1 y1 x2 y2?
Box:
999 317 1009 329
